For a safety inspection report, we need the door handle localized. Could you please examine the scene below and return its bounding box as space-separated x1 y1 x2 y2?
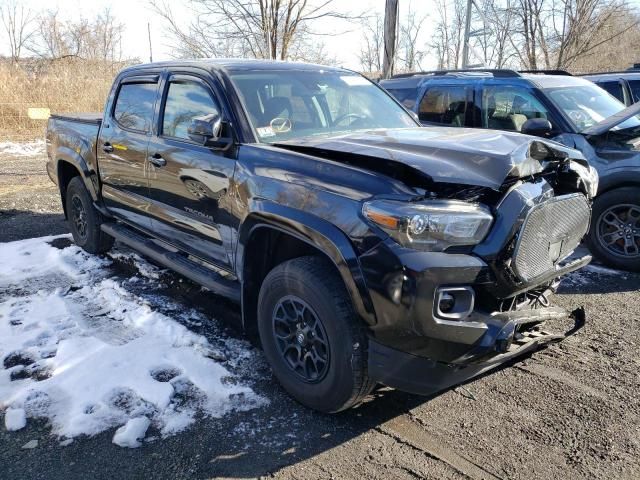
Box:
102 142 114 153
148 153 166 167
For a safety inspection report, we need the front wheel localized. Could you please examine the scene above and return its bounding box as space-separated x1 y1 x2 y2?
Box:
257 256 374 412
65 176 114 254
586 187 640 272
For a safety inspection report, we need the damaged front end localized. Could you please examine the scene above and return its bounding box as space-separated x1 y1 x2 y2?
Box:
356 136 596 395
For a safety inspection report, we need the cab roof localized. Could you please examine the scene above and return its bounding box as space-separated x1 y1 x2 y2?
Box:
121 58 352 75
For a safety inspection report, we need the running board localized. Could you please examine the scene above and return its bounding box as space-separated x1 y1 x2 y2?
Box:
101 222 241 303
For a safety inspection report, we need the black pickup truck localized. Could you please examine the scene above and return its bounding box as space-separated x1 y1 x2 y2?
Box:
46 60 597 412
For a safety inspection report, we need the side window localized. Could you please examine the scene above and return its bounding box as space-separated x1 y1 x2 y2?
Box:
598 81 624 103
481 86 549 132
418 86 468 126
113 82 157 132
162 81 220 140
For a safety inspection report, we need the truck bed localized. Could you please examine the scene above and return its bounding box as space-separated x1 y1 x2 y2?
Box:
46 113 103 188
49 112 102 125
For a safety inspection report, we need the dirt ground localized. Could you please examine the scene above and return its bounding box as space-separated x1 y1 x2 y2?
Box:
1 152 639 480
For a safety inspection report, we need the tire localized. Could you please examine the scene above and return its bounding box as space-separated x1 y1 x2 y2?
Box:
257 256 374 412
586 187 640 272
65 176 114 254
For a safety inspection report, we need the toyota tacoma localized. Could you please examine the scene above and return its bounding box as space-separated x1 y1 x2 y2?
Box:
46 60 597 412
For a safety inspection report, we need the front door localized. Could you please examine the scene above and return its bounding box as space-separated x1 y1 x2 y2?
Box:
145 73 237 268
98 75 159 230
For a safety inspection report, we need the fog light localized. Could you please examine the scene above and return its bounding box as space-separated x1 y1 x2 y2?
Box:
434 287 475 320
438 292 455 312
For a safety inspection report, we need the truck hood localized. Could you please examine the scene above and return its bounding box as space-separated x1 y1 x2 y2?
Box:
274 127 583 190
581 101 640 136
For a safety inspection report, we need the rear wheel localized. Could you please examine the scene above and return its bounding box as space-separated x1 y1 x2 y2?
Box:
586 187 640 272
257 256 374 412
65 176 114 254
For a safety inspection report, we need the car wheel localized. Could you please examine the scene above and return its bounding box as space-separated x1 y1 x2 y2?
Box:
65 176 114 254
586 187 640 272
257 256 374 412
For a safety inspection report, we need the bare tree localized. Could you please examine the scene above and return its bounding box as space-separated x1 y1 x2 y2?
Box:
431 0 466 69
357 14 384 73
477 0 519 68
397 2 428 71
431 0 640 71
549 0 638 69
0 0 36 62
31 9 124 61
151 0 359 61
569 4 640 71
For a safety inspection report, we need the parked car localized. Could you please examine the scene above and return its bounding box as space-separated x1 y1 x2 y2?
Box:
581 64 640 106
381 69 640 271
47 60 596 412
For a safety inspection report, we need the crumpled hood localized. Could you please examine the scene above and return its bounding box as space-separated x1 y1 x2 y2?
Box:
275 127 584 189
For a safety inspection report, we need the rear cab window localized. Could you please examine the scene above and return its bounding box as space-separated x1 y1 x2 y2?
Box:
113 80 158 132
418 85 468 126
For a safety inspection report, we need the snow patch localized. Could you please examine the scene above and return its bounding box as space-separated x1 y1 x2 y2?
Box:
0 140 46 157
112 417 151 448
4 407 26 431
0 235 267 447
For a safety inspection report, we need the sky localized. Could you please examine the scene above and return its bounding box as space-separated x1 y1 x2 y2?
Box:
2 0 437 69
5 0 640 70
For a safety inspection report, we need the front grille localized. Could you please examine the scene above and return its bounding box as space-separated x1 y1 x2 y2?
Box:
512 194 590 282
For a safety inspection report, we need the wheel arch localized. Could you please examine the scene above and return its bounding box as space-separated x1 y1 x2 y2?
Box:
237 201 377 335
55 148 98 218
596 170 640 196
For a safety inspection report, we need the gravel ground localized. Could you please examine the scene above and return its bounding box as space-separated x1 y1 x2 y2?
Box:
1 152 639 480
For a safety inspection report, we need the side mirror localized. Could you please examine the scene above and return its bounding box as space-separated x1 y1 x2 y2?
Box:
521 118 553 137
188 113 231 149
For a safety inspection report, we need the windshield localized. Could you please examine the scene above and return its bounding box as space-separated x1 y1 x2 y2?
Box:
545 84 640 133
229 69 417 143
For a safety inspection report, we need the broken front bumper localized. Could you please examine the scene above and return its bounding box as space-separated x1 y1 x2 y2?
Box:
367 306 586 396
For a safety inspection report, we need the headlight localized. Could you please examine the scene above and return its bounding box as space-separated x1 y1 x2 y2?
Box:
362 199 494 251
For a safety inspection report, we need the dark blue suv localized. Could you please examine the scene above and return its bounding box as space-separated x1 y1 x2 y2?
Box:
381 70 640 271
581 65 640 106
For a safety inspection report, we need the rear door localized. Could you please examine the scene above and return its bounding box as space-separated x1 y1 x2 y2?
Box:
145 71 237 268
98 74 160 229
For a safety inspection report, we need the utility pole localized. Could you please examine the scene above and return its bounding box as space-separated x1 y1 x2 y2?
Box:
462 0 488 68
462 0 472 68
382 0 399 79
148 22 153 63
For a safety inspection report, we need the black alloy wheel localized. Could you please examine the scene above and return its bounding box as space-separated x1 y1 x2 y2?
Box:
257 256 374 412
586 187 640 272
65 176 114 254
595 204 640 258
271 295 330 383
71 194 88 241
